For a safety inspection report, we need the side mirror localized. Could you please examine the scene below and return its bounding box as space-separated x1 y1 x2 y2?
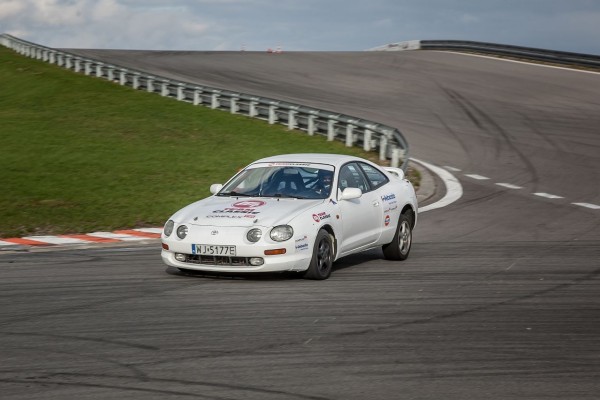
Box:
340 187 362 200
210 184 223 194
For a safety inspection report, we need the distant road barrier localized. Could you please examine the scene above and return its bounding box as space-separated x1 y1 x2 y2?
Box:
0 34 410 170
370 40 600 70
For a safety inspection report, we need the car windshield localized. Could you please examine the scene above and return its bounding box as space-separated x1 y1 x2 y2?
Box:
217 163 335 200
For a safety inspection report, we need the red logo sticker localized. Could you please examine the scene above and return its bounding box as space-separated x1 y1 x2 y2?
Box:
232 200 266 208
384 215 390 226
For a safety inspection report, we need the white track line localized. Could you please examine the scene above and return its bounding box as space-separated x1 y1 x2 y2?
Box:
22 236 91 245
465 174 490 180
411 158 463 213
86 232 149 241
442 51 600 75
134 227 163 234
533 192 564 199
572 203 600 210
496 183 523 189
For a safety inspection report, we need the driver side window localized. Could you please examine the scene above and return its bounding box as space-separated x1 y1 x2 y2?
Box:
338 163 369 193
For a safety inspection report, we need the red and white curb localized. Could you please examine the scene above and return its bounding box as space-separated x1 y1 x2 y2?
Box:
0 228 162 249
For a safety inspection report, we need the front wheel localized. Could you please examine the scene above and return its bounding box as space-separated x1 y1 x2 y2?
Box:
303 229 334 280
382 213 413 261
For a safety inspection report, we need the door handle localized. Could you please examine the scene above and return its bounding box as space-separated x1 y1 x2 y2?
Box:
372 200 380 207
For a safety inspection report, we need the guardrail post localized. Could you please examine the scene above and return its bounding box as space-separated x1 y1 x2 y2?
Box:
193 89 203 105
249 100 258 117
364 128 372 151
161 81 170 97
57 54 64 67
65 56 72 69
379 136 388 161
107 66 115 81
211 92 220 109
288 110 297 130
269 104 278 124
230 96 239 114
74 58 81 73
49 51 56 64
147 77 155 92
345 124 354 147
96 63 103 78
132 73 140 89
177 84 186 101
84 61 93 76
391 148 400 168
327 119 337 141
119 70 127 85
307 113 317 135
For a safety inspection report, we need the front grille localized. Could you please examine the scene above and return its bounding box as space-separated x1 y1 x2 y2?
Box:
184 254 250 266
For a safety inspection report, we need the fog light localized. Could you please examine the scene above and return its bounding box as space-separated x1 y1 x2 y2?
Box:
249 257 264 266
175 253 186 262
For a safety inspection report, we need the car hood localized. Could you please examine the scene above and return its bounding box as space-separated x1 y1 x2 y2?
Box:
171 196 325 227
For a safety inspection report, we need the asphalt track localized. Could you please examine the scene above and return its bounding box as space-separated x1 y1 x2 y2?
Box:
1 50 599 399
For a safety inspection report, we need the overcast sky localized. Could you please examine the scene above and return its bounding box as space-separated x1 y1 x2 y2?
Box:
1 0 600 54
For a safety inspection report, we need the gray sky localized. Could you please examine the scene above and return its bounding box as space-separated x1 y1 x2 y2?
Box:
1 0 600 54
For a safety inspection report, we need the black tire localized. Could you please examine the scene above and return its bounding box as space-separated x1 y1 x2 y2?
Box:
303 229 334 280
382 212 413 261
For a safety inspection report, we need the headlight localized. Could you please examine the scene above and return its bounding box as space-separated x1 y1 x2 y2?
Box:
270 225 293 242
176 225 188 239
247 228 262 243
164 220 174 237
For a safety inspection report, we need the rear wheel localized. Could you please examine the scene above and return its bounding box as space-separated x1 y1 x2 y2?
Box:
382 213 413 261
303 229 334 280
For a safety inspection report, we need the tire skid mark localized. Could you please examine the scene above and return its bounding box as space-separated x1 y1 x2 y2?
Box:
0 371 335 400
442 87 541 189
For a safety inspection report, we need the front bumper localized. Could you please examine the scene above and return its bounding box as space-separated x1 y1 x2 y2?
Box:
161 248 310 273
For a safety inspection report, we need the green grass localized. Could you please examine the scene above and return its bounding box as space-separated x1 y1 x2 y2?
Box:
0 46 382 237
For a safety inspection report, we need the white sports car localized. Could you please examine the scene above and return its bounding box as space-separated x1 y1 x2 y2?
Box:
161 154 417 279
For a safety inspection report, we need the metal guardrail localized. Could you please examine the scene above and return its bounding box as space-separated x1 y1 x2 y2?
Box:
370 39 600 70
0 34 410 170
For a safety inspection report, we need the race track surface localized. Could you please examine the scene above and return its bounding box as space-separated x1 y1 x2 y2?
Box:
1 49 599 399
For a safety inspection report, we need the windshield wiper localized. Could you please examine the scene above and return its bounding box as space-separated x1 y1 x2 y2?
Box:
270 193 309 199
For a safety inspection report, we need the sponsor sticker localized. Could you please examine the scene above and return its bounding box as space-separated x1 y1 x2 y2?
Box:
206 214 255 219
384 205 398 213
232 200 266 208
295 235 308 243
211 201 265 217
312 212 331 223
384 215 391 226
381 193 396 202
295 243 309 251
267 162 311 167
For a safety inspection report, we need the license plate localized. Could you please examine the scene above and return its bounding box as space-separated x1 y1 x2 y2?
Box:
192 244 236 256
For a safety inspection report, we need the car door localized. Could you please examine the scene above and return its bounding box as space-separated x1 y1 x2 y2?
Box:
337 162 383 254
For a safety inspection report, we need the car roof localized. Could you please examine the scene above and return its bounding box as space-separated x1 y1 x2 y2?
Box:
251 153 370 168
